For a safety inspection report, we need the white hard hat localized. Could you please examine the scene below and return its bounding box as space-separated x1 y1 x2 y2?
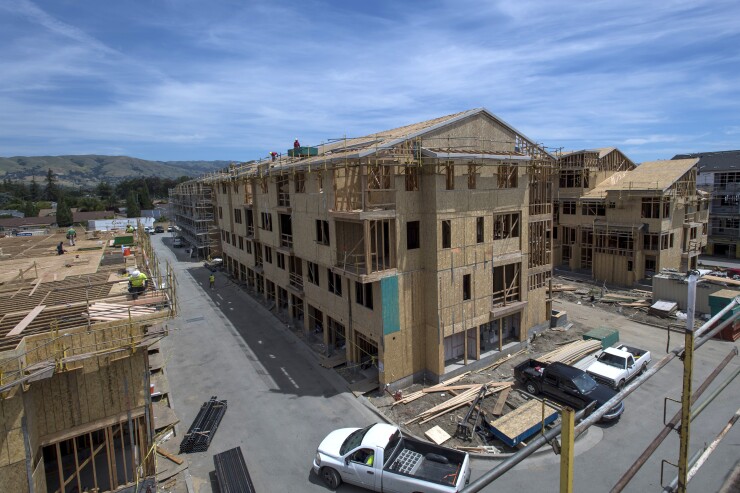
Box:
132 270 140 277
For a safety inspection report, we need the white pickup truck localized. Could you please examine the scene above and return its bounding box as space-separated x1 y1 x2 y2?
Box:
313 423 470 493
585 345 651 390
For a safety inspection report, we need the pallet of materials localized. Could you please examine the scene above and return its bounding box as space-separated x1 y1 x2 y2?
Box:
648 300 678 318
214 447 256 493
179 396 228 453
485 399 558 447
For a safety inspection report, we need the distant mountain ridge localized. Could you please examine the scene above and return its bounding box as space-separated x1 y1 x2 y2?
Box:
0 155 232 186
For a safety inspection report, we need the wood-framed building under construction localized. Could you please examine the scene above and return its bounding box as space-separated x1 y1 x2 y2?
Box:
552 149 709 286
177 108 556 386
0 228 177 492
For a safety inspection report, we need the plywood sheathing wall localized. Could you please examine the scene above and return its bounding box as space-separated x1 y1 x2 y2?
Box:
28 348 147 441
0 392 27 493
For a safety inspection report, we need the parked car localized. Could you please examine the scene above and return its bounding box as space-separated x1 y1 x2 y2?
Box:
514 359 624 421
154 225 165 233
144 226 152 234
167 225 173 232
173 238 184 248
313 423 470 492
584 345 651 390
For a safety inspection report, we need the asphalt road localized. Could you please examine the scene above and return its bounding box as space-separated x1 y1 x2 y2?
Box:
151 235 378 493
152 233 740 493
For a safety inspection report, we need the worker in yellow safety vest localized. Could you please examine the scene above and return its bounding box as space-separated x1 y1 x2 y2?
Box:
128 270 148 299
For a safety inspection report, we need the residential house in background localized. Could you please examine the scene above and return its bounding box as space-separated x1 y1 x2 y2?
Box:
553 149 708 286
673 150 740 258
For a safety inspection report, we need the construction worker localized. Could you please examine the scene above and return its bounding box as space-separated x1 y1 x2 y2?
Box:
270 151 278 162
293 138 300 149
125 224 135 233
209 273 215 289
128 269 148 299
66 227 77 246
56 242 66 255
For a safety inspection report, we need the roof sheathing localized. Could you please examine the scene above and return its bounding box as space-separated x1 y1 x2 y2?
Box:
583 158 699 198
204 108 554 182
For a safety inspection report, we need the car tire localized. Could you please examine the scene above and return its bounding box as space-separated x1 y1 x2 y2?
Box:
617 380 625 391
525 380 540 395
321 467 341 490
640 364 647 375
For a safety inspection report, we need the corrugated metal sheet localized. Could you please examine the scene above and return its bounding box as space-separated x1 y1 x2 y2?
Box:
381 275 400 335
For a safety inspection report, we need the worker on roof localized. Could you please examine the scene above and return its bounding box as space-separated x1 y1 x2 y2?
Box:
270 151 278 162
66 227 77 246
57 242 66 255
128 269 149 300
294 138 300 149
125 224 135 233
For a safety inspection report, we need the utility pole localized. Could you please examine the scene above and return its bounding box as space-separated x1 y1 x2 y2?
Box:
678 271 698 492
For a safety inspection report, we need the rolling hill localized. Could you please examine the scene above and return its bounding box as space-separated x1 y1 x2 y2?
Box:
0 155 232 186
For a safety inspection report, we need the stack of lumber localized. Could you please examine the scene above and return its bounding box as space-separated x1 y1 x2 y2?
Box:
392 372 471 407
649 300 678 318
549 284 577 292
405 382 512 425
599 293 649 304
86 302 157 321
539 340 601 365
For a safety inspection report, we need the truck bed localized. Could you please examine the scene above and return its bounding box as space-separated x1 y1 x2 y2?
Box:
385 437 466 486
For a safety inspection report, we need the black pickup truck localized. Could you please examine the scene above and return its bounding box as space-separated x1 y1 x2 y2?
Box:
514 359 624 421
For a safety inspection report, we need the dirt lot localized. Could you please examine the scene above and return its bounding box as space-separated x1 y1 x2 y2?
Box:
366 273 703 453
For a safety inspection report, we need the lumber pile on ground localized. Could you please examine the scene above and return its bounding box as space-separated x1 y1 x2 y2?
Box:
599 293 650 304
405 382 512 425
539 340 601 365
549 284 577 292
392 372 471 406
649 300 678 318
85 302 157 321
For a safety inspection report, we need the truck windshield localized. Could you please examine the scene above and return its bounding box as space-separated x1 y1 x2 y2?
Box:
573 373 598 393
340 425 373 455
597 352 626 368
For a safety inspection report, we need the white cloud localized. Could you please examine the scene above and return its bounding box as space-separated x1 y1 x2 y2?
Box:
0 0 738 161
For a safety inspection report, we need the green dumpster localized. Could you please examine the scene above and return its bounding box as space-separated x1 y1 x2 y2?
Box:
583 327 620 349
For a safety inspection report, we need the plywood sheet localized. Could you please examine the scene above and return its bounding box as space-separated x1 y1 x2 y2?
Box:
424 425 451 445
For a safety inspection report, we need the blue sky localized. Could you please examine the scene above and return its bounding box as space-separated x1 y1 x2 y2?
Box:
0 0 738 162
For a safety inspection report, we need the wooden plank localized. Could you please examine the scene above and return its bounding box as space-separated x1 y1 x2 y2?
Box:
492 387 511 416
424 425 451 445
157 447 184 465
5 305 46 337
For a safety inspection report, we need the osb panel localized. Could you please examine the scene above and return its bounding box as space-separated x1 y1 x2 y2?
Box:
32 349 146 437
0 460 28 493
32 456 46 493
5 427 24 464
1 392 23 432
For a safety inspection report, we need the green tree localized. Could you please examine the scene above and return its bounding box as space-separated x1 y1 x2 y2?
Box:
22 200 38 218
44 168 58 202
126 191 141 218
29 177 41 201
138 181 153 210
78 197 105 212
96 181 116 208
56 194 73 227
